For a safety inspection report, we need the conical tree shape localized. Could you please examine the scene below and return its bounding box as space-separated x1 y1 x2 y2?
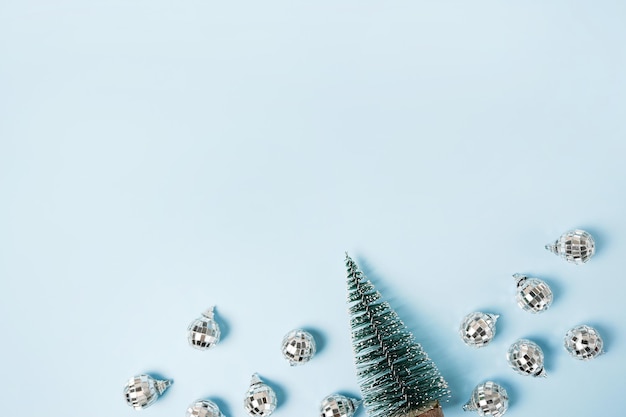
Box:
345 254 449 417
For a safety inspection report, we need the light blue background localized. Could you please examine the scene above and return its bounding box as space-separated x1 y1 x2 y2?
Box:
1 2 625 416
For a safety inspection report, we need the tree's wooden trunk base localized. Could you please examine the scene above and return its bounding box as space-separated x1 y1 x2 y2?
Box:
398 401 444 417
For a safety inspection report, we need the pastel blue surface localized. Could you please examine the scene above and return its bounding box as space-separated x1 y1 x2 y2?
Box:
1 2 625 417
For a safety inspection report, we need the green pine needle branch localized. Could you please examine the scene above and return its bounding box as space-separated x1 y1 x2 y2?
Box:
345 254 449 417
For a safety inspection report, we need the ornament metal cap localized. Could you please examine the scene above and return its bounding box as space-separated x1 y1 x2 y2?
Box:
154 378 172 394
335 396 361 411
202 306 216 319
462 403 475 412
250 373 262 385
512 273 527 286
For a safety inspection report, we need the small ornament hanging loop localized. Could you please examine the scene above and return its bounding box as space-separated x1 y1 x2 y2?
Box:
123 374 172 410
513 274 553 314
545 229 595 264
188 306 221 350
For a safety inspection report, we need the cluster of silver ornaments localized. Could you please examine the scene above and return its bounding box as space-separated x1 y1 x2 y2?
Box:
186 399 224 417
463 381 509 417
564 324 604 360
458 228 605 415
244 373 278 417
513 274 553 314
123 374 172 410
320 394 361 417
459 312 499 348
506 339 546 377
281 329 316 366
545 229 595 264
123 231 605 416
188 306 221 350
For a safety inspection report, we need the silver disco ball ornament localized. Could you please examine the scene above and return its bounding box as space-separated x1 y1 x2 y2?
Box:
186 399 224 417
459 312 499 348
545 229 595 264
506 339 546 377
463 381 509 417
188 306 221 350
281 329 316 366
123 374 172 410
243 373 277 417
513 274 553 314
564 324 604 360
320 394 361 417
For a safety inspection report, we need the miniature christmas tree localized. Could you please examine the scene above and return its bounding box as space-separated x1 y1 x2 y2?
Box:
345 254 449 417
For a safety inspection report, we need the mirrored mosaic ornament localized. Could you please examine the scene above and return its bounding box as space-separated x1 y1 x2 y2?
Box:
281 329 316 366
463 381 509 417
320 394 361 417
506 339 546 377
545 229 595 264
243 373 277 417
513 274 553 314
123 374 172 410
186 399 224 417
460 312 499 348
188 306 221 350
564 324 604 360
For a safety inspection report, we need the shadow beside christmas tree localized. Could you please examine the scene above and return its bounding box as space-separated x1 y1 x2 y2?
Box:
354 256 470 409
